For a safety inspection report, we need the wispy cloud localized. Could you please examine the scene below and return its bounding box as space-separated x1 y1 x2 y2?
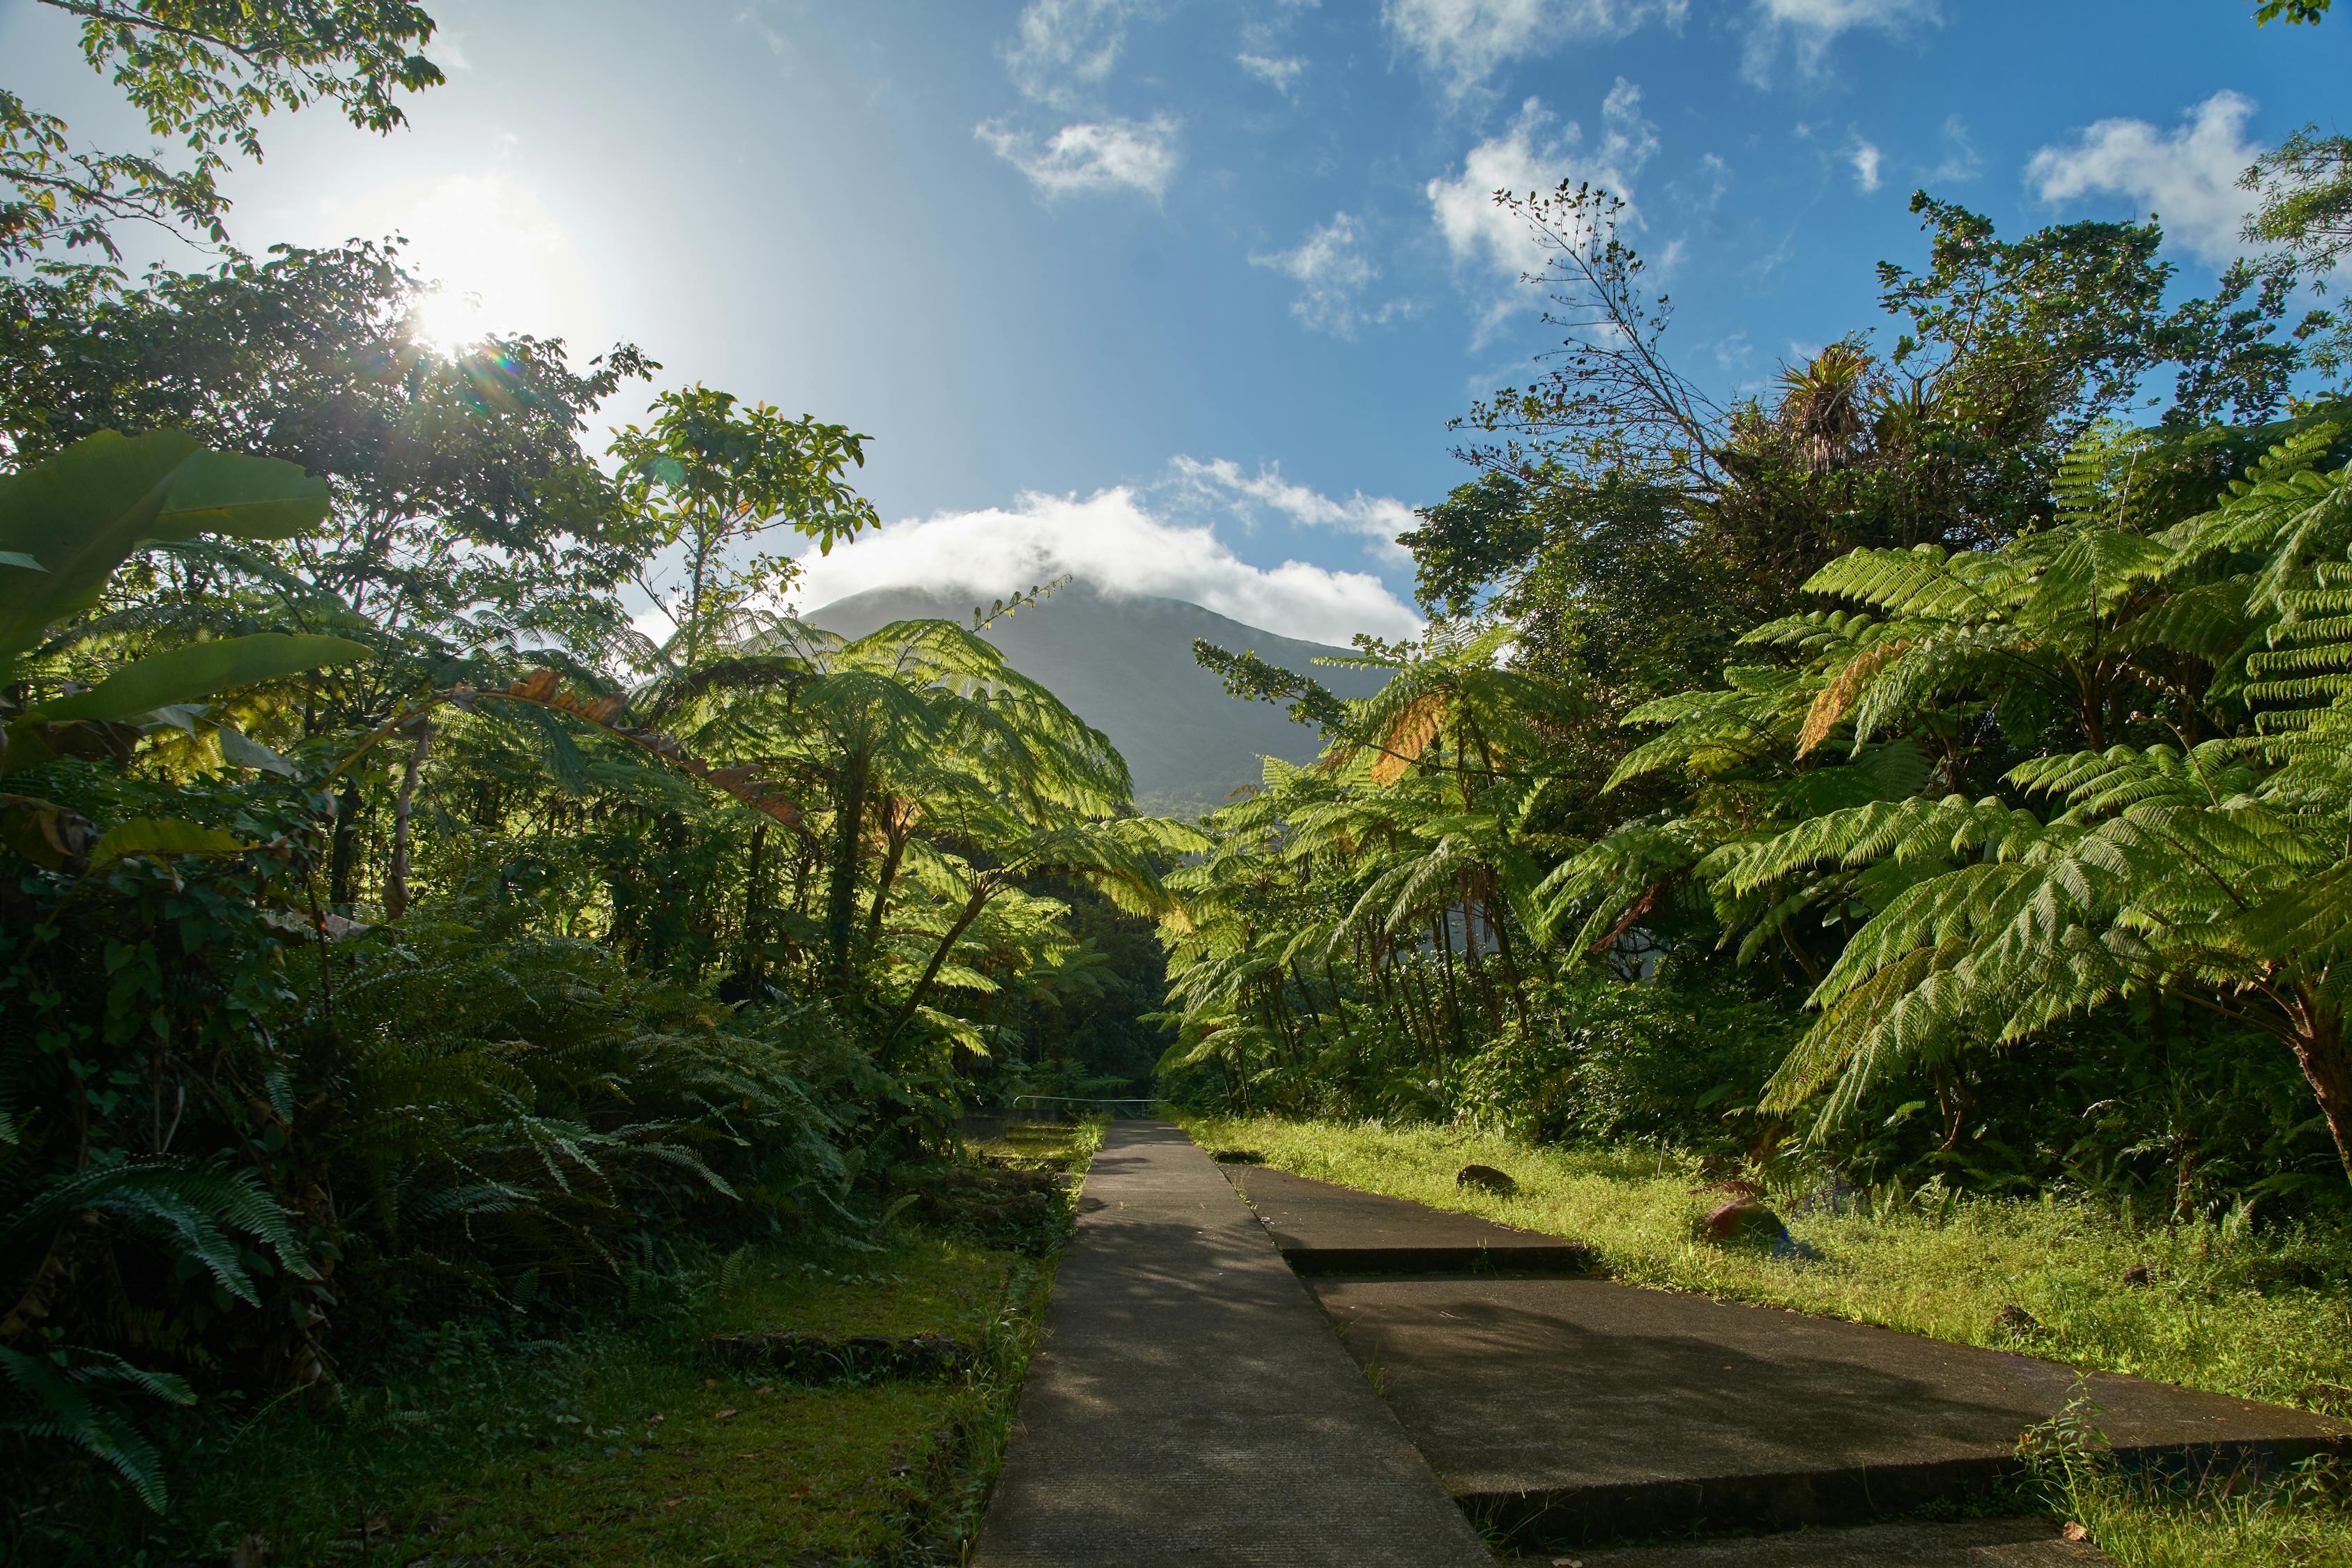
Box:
1251 212 1410 337
1169 456 1419 565
1742 0 1939 86
2025 90 2263 263
792 485 1422 643
981 0 1181 201
1933 114 1982 183
1427 80 1659 339
1003 0 1154 107
978 115 1181 200
1846 133 1882 192
1238 51 1307 93
733 5 790 59
1383 0 1685 98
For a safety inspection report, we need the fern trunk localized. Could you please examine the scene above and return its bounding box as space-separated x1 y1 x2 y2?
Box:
383 718 431 923
2288 1008 2352 1181
823 748 872 994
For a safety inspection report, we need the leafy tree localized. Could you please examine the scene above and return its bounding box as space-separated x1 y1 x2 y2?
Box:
3 0 444 262
610 387 879 667
2241 125 2352 383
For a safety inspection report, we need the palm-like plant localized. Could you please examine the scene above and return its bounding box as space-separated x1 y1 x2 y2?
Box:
1709 431 2352 1171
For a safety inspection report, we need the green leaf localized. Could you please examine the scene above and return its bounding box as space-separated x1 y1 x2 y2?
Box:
215 725 297 776
511 702 590 795
0 431 329 672
87 817 251 866
0 551 43 571
36 634 369 722
156 449 335 542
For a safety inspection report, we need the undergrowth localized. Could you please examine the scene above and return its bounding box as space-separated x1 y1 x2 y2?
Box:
13 1119 1102 1567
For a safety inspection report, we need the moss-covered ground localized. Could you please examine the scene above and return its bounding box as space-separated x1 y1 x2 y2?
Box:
40 1119 1099 1568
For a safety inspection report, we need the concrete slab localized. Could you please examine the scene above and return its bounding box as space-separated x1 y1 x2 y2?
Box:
1227 1165 1594 1275
1547 1516 2105 1566
972 1122 1495 1567
1313 1275 2342 1545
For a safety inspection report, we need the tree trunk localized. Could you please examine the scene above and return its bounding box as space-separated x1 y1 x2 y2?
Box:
1433 912 1466 1061
823 749 873 994
889 886 994 1036
2289 1006 2352 1181
864 806 912 957
328 777 364 912
383 718 433 923
741 820 769 981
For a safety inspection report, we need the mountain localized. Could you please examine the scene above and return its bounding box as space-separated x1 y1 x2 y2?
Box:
800 581 1390 817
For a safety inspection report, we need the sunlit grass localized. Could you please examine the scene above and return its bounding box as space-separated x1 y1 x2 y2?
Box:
1185 1114 2352 1568
1184 1114 2352 1412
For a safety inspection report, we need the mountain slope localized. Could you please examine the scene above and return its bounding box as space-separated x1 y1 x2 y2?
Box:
801 581 1389 816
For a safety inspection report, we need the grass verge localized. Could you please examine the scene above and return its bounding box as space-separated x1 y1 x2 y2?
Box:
1182 1114 2352 1568
26 1119 1101 1568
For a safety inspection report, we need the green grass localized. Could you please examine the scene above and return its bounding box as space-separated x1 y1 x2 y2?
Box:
1183 1114 2352 1568
33 1120 1102 1568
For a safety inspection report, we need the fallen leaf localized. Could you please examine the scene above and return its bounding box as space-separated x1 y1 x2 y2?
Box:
2062 1522 2090 1543
649 1413 665 1423
716 1408 738 1420
663 1498 684 1509
756 1385 775 1394
703 1377 718 1388
736 1452 758 1459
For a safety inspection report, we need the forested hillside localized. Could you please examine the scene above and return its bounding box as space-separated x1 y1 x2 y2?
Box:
807 581 1389 816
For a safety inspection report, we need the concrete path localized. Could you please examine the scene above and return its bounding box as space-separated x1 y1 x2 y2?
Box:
971 1121 1494 1567
1558 1516 2103 1566
1226 1165 1593 1275
1316 1273 2342 1541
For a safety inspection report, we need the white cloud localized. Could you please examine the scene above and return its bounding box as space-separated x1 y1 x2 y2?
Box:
1168 456 1418 565
1742 0 1939 85
791 487 1422 643
1383 0 1684 97
1238 51 1307 93
1847 134 1882 193
977 115 1181 199
1933 114 1981 183
2024 90 2263 264
1004 0 1153 107
1427 82 1658 338
1250 212 1409 337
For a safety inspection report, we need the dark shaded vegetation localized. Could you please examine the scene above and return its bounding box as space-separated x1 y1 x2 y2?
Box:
0 12 1181 1549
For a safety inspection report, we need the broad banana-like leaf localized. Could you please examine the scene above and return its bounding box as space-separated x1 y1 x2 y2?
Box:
87 817 252 867
215 725 298 776
0 431 331 671
34 633 369 723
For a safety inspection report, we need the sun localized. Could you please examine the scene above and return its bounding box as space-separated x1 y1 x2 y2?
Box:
381 173 579 355
413 284 491 355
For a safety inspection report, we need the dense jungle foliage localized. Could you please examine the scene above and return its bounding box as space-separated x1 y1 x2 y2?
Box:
7 0 2352 1552
0 3 1192 1536
1167 136 2352 1223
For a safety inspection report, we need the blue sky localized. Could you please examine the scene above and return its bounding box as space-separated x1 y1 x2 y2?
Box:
4 1 2344 643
